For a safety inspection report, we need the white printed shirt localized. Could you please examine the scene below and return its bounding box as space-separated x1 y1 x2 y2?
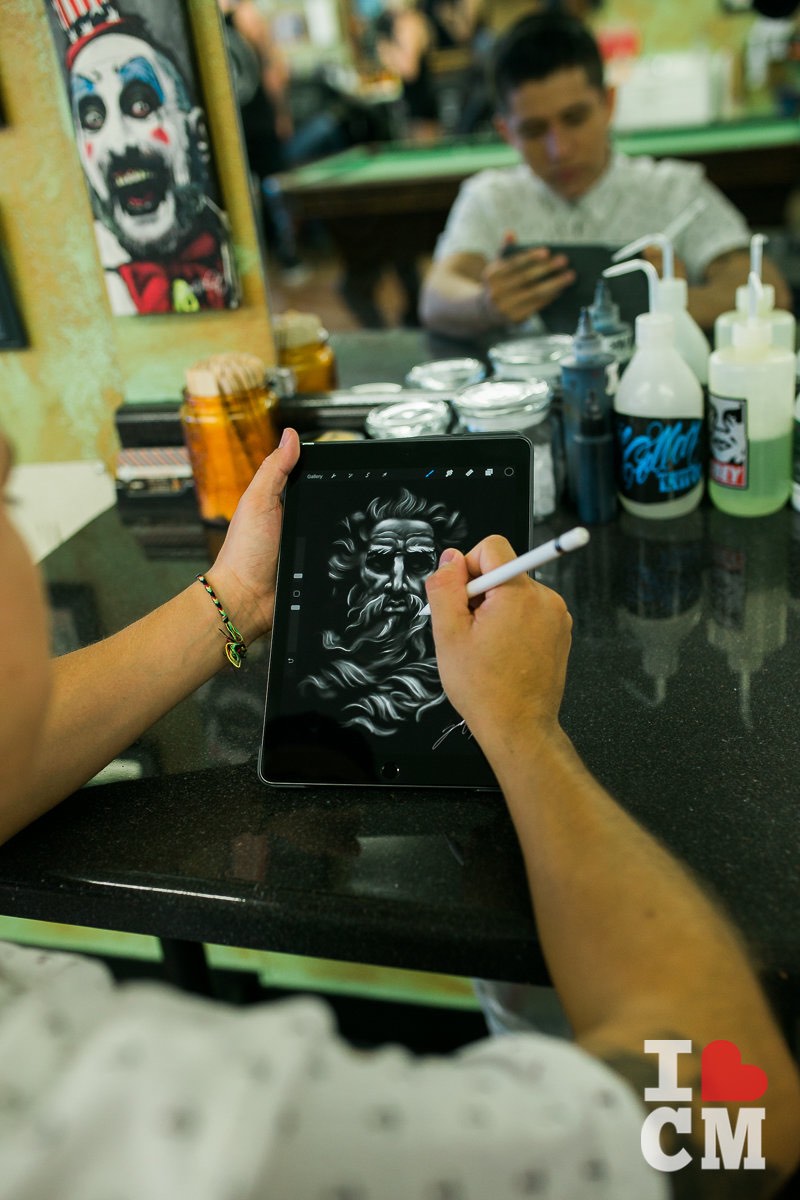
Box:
0 940 667 1200
433 150 750 284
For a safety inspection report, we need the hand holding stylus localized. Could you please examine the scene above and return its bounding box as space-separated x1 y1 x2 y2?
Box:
418 527 589 617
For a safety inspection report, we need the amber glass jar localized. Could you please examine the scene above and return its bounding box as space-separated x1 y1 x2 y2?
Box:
274 309 337 393
181 353 279 524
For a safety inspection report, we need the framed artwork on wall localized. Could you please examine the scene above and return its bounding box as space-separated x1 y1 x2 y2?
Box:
44 0 240 317
0 238 27 350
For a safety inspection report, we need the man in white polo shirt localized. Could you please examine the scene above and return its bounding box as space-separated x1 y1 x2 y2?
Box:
420 11 790 339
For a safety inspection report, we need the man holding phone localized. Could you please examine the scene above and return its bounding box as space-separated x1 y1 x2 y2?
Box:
419 11 790 339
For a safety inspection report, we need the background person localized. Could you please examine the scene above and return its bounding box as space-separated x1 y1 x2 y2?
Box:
419 11 790 339
0 429 799 1196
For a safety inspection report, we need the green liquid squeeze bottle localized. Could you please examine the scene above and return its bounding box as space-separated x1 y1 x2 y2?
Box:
714 234 796 354
708 272 795 517
603 258 704 520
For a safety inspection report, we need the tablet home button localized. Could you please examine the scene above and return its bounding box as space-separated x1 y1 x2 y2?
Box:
380 762 400 781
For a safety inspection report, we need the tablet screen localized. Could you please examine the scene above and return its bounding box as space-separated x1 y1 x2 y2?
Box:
259 435 533 790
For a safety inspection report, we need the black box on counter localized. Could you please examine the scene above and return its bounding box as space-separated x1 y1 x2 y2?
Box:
115 400 183 448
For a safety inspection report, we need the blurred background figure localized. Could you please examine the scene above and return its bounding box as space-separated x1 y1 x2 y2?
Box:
220 0 382 281
374 2 442 141
373 0 493 138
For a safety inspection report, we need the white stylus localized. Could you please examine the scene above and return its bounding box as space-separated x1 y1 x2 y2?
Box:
418 526 590 617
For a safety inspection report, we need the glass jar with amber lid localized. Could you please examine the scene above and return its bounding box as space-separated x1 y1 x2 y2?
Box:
181 352 279 525
274 309 338 393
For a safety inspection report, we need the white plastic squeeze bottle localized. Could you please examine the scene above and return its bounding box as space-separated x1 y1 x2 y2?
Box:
714 233 796 353
603 258 704 520
613 230 710 386
708 272 795 517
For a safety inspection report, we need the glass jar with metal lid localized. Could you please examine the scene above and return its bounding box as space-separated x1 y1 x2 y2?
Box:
274 309 338 393
453 379 563 520
488 335 573 390
365 397 452 439
405 358 486 392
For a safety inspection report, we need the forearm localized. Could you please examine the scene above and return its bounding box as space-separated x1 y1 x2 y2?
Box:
489 724 800 1183
488 725 790 1050
420 267 497 337
3 575 248 842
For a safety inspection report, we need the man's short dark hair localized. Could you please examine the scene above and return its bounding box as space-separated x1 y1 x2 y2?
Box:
491 12 605 112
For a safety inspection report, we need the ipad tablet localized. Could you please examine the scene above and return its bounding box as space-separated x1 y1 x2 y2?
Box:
502 243 649 334
259 435 533 791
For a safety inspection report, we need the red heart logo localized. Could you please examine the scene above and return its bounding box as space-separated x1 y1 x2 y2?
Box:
701 1041 768 1102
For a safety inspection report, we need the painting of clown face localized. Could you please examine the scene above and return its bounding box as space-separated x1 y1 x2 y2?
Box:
46 1 239 315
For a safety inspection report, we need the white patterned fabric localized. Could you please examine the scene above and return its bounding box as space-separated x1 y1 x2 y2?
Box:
0 940 667 1200
433 150 750 284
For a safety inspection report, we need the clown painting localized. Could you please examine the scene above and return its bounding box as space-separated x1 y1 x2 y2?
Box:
46 0 239 315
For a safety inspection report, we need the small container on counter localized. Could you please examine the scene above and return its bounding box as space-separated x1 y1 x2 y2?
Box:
405 358 486 392
274 309 338 393
488 335 573 389
452 379 563 521
365 397 453 439
181 352 279 525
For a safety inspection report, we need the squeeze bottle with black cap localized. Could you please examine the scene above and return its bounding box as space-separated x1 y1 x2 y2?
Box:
714 234 796 353
559 308 617 504
588 278 633 367
612 230 710 386
603 258 704 519
708 271 795 517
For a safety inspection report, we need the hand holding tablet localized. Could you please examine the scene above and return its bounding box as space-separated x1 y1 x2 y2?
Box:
259 435 534 790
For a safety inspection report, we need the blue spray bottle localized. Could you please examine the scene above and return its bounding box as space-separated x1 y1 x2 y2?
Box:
559 307 617 506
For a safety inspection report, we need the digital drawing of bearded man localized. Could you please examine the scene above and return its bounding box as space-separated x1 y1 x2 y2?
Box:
48 0 239 315
301 490 468 738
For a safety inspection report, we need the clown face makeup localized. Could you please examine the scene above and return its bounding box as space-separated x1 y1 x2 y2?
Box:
70 31 204 256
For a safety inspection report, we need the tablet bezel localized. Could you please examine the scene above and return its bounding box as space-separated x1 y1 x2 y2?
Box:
258 434 533 791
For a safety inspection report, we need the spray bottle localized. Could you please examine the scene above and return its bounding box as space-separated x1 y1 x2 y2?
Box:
708 272 795 517
714 234 796 353
612 231 710 387
603 258 704 520
588 278 634 368
559 307 617 507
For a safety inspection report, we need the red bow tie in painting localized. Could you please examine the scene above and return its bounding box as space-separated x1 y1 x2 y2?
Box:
116 232 231 314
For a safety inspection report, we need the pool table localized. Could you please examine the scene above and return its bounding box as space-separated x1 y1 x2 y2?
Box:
274 118 800 326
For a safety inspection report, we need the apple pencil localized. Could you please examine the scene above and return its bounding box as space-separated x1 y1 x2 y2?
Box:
418 526 590 617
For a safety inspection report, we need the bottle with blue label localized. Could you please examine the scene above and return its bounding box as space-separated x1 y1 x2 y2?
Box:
708 272 795 517
603 258 704 519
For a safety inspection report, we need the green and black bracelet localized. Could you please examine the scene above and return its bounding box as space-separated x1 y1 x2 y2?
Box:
196 574 247 669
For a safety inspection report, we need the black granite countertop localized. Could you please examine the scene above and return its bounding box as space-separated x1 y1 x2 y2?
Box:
1 331 798 1002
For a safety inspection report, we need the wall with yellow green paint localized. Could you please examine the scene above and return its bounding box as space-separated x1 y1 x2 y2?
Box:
0 0 275 467
490 0 758 63
592 0 756 57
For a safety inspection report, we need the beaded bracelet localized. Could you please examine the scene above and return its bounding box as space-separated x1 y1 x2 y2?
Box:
196 574 247 669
